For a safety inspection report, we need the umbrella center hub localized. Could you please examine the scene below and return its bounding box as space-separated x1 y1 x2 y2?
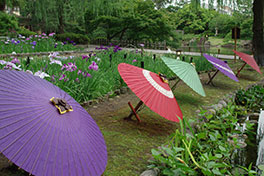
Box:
50 97 73 114
158 73 169 84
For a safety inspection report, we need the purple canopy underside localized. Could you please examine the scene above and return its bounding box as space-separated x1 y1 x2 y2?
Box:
0 70 107 176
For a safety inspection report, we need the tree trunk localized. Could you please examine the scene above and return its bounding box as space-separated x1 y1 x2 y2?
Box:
57 0 64 33
253 0 264 66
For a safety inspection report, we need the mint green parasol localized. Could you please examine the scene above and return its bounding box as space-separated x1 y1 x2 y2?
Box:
161 56 206 97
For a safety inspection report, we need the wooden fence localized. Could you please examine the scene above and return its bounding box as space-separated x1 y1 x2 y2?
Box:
90 39 167 50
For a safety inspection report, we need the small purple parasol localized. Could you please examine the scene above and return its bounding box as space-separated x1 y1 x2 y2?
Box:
0 70 107 176
203 54 239 82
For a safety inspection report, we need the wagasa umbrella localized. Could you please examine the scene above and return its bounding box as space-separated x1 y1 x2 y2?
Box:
118 63 183 122
0 70 107 176
233 50 262 76
203 54 239 84
161 56 205 97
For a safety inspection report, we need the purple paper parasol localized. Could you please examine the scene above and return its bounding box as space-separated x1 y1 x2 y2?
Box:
0 70 107 176
203 54 239 82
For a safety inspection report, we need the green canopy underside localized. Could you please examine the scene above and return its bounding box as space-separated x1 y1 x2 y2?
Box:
161 56 206 97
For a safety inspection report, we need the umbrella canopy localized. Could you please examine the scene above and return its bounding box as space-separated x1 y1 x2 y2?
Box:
0 70 107 176
118 63 183 122
203 54 239 82
161 56 205 97
233 50 262 74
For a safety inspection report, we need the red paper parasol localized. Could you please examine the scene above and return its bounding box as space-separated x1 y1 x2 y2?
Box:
233 50 262 74
118 63 182 122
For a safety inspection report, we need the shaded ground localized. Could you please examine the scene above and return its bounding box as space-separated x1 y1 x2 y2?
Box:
0 60 263 176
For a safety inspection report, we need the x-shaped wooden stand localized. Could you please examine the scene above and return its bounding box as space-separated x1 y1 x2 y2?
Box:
206 70 219 86
124 101 143 122
236 62 247 77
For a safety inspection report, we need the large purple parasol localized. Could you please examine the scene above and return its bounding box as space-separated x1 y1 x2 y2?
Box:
203 54 239 82
0 70 107 176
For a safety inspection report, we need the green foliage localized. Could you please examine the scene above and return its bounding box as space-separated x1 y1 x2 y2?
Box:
0 11 19 35
150 103 256 175
55 33 90 44
17 27 37 37
235 85 264 112
85 0 176 44
240 18 253 39
209 14 235 38
174 4 216 34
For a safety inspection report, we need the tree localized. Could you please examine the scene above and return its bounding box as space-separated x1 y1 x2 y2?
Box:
174 4 216 34
174 0 264 66
252 0 264 65
85 0 174 42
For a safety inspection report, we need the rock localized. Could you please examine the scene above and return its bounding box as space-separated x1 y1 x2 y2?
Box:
223 97 231 103
238 141 247 148
140 168 159 176
248 113 260 120
207 109 216 115
218 100 227 107
231 167 247 175
114 89 121 95
109 98 114 101
82 100 93 106
221 43 234 48
195 109 201 114
249 120 258 124
212 104 221 111
0 154 10 170
93 106 98 108
204 41 210 46
120 87 127 94
201 105 212 110
216 103 223 110
242 134 248 139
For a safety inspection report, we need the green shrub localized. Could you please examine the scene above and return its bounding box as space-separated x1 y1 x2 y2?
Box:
17 27 37 37
55 33 90 44
0 12 19 36
235 85 264 112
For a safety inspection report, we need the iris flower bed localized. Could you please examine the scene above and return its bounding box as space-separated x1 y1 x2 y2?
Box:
0 33 77 54
0 44 214 103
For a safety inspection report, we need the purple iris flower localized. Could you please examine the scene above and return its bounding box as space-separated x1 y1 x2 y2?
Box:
61 62 77 72
86 73 91 77
75 78 80 83
31 41 37 46
51 75 56 82
132 59 137 63
11 58 20 64
82 55 88 60
59 74 66 81
88 61 98 71
113 45 122 53
49 32 55 36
